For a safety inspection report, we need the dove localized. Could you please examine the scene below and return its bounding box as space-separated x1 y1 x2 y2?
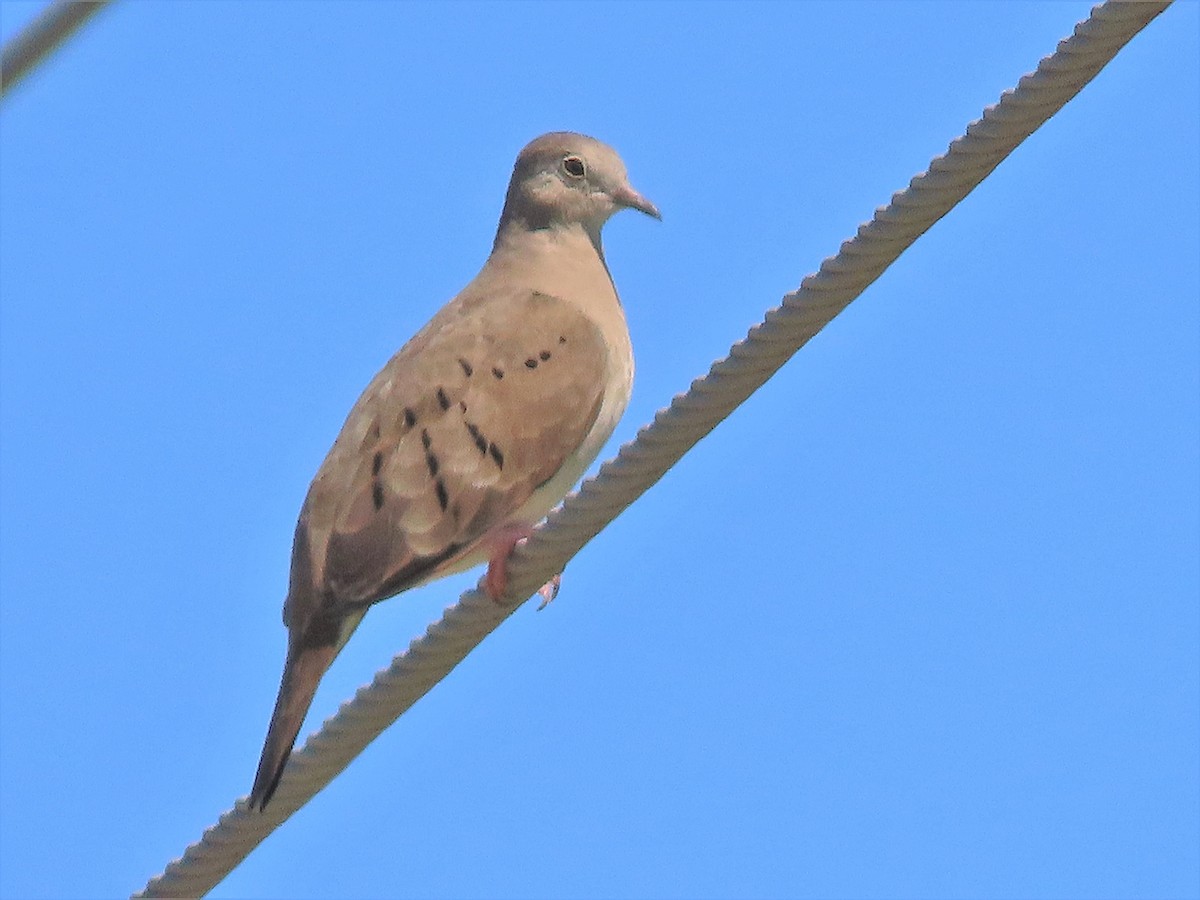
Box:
249 132 659 810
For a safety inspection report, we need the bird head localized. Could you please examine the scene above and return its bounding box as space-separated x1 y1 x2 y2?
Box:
499 132 660 238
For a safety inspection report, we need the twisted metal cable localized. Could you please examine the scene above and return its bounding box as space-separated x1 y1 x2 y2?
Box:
135 2 1171 895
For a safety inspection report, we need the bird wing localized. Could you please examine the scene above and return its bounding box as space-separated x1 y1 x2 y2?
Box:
286 287 610 627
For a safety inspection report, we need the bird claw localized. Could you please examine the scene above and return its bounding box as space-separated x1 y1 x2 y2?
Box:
536 574 563 611
483 529 563 609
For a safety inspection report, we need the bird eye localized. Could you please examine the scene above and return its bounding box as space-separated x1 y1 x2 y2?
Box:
562 156 586 179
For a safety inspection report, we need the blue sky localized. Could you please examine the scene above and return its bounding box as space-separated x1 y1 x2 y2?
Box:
1 2 1197 898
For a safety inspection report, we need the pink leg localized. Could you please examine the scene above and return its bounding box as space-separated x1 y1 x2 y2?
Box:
483 525 535 601
483 525 563 606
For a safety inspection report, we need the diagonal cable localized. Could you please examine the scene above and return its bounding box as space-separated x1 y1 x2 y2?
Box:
1 0 111 99
135 2 1171 896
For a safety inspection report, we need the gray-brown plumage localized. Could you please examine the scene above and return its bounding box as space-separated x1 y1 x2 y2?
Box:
249 132 659 811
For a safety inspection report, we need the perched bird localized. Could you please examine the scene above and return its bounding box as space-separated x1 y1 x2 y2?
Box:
249 132 659 811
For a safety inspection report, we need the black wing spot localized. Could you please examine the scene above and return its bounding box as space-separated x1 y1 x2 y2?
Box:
425 452 439 477
558 335 567 344
459 401 467 413
492 367 505 379
434 478 449 511
488 443 504 469
436 387 450 410
420 428 432 450
403 407 417 428
372 451 383 475
524 358 538 369
539 350 551 361
465 422 488 454
458 358 474 377
372 481 385 510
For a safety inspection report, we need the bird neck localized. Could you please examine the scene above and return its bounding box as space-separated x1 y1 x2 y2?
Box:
493 213 605 259
489 220 616 297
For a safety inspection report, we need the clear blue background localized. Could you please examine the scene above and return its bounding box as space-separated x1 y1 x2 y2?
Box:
1 2 1197 898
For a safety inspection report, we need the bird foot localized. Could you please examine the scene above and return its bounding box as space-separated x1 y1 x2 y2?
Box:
483 527 563 608
535 573 562 610
483 525 535 601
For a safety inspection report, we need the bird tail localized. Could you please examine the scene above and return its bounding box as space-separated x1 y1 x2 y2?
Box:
249 638 338 811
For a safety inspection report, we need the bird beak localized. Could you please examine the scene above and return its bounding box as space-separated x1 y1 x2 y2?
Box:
613 184 662 221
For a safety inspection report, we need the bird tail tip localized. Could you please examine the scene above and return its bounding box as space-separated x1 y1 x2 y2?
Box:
248 640 337 812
